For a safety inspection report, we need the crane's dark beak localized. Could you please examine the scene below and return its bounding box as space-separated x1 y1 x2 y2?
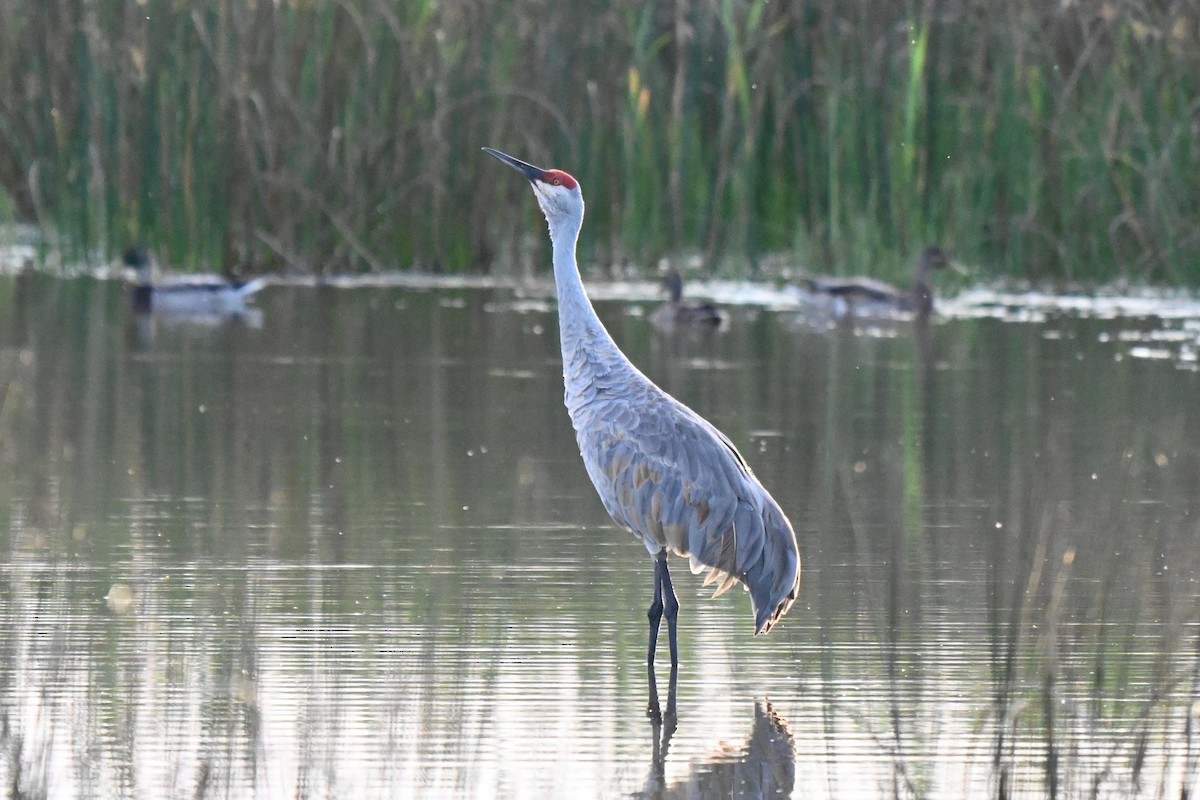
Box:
482 147 547 183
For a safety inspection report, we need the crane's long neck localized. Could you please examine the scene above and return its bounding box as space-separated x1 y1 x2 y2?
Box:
548 209 626 377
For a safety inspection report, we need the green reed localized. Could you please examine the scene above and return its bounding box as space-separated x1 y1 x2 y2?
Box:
0 0 1196 283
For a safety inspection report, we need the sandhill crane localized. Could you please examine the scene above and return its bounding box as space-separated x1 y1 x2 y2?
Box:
651 268 726 330
124 247 266 316
801 246 959 317
483 148 800 671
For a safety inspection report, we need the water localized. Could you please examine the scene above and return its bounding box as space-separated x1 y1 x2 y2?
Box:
1 272 1198 798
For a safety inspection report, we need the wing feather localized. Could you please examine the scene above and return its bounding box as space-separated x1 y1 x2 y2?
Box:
570 365 800 633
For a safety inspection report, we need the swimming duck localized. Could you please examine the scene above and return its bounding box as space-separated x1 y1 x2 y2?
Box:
650 268 726 329
801 246 960 317
125 247 266 316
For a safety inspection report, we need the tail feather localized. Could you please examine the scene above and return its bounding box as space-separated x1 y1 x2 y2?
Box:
234 277 268 298
744 502 801 635
711 572 738 598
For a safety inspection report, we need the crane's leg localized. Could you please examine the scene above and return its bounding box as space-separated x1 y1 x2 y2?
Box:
646 554 665 668
647 551 680 720
658 554 680 670
647 550 681 670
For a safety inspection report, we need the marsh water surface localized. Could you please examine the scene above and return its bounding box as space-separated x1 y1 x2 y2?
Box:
1 273 1198 798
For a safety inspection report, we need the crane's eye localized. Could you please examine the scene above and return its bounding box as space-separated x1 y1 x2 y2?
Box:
552 178 562 186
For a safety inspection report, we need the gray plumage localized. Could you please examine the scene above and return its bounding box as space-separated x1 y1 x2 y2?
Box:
483 148 800 666
566 345 798 632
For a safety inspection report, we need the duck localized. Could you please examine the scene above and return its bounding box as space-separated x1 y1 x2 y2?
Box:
124 247 266 316
800 246 960 317
650 268 726 329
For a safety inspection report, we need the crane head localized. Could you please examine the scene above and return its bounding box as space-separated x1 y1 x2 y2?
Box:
482 147 582 228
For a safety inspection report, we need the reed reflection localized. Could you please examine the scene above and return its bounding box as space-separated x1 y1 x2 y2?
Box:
788 314 1200 797
1 275 1198 797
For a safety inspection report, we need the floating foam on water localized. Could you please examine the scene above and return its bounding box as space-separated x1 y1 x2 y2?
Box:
1128 346 1176 361
11 249 1200 327
950 286 1200 321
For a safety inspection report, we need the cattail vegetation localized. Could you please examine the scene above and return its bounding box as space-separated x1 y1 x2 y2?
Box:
0 0 1196 283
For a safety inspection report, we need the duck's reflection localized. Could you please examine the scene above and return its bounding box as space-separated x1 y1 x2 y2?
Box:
641 682 795 799
127 305 265 347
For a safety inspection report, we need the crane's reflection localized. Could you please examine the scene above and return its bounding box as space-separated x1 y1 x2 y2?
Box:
640 688 795 799
647 663 678 724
